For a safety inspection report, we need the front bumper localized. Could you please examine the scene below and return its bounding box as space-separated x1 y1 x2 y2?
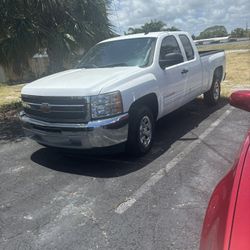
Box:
20 112 129 149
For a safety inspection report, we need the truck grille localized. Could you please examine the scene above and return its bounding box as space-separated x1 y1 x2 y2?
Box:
21 95 89 123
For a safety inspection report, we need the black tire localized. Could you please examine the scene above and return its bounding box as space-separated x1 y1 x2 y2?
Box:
126 105 155 156
204 73 221 106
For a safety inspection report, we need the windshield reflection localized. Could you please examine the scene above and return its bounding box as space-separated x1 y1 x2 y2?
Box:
77 37 157 69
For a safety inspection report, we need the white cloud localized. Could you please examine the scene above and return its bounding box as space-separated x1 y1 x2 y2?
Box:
109 0 250 35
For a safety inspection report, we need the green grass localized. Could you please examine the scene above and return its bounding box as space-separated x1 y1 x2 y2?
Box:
0 83 24 118
0 83 24 104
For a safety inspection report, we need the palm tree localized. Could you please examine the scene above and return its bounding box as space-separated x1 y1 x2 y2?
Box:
125 20 180 35
126 20 167 34
0 0 39 76
0 0 113 76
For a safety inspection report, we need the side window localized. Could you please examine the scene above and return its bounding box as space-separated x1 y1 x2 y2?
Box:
179 35 194 60
159 36 183 68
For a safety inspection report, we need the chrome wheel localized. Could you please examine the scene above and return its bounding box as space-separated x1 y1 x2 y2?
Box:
213 80 220 100
139 115 152 148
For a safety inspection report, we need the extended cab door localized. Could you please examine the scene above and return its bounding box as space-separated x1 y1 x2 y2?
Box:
178 34 203 103
157 35 188 116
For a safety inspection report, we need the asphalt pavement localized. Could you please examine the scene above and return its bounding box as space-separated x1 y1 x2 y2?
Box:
0 99 249 250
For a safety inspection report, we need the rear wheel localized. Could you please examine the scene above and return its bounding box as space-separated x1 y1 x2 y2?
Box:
126 105 155 156
204 74 221 106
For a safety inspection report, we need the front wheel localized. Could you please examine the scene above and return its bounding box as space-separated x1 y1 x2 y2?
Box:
204 77 221 106
126 105 155 156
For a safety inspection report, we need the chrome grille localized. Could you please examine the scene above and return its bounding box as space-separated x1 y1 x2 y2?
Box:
22 95 89 123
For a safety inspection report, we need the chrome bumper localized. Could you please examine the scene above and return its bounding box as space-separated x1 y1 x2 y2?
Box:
20 112 129 149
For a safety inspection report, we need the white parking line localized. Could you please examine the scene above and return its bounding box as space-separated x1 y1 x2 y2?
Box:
115 108 232 214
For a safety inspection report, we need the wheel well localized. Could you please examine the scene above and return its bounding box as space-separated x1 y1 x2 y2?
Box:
214 66 223 83
129 93 158 120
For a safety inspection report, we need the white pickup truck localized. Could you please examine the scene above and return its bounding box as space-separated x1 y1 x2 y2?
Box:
20 31 226 155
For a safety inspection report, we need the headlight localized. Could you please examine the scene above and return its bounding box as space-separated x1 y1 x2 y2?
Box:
90 91 123 119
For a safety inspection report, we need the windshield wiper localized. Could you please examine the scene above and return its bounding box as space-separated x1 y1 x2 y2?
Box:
100 63 128 68
77 63 98 69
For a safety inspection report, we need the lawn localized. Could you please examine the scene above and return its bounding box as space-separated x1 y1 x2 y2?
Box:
0 83 24 118
0 83 24 105
221 51 250 97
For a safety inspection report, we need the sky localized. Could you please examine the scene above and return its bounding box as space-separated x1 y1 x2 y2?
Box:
109 0 250 35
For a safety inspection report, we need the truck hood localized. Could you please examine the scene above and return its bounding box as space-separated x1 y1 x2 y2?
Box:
21 67 144 96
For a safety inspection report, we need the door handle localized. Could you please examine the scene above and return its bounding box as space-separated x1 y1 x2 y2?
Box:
181 69 189 74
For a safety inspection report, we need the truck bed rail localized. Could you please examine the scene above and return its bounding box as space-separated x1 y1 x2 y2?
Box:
198 50 224 57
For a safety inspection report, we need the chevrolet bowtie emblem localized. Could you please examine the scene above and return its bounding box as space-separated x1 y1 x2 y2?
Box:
40 103 51 113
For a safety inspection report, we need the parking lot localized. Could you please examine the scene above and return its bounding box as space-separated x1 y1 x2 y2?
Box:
1 99 250 250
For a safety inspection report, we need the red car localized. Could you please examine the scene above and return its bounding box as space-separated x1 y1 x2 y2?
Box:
200 90 250 250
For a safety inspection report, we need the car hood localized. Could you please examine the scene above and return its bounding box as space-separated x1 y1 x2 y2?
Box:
21 67 144 97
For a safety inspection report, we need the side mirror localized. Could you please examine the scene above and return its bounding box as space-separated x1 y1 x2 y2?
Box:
229 90 250 112
159 53 183 69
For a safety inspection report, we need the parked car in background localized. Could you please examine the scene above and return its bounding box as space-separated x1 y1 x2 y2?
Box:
200 90 250 250
20 31 226 155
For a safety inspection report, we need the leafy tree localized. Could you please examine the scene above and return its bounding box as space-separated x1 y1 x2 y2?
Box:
231 28 250 38
197 25 228 39
125 20 180 34
0 0 113 75
166 26 180 31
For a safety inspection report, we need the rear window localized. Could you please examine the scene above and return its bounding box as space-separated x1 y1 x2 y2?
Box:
179 35 195 60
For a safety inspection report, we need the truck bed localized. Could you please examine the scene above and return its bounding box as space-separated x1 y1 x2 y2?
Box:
198 50 224 57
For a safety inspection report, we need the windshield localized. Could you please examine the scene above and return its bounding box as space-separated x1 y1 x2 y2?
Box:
77 37 156 68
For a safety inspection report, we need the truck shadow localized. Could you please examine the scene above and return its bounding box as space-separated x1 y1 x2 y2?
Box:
31 97 228 178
